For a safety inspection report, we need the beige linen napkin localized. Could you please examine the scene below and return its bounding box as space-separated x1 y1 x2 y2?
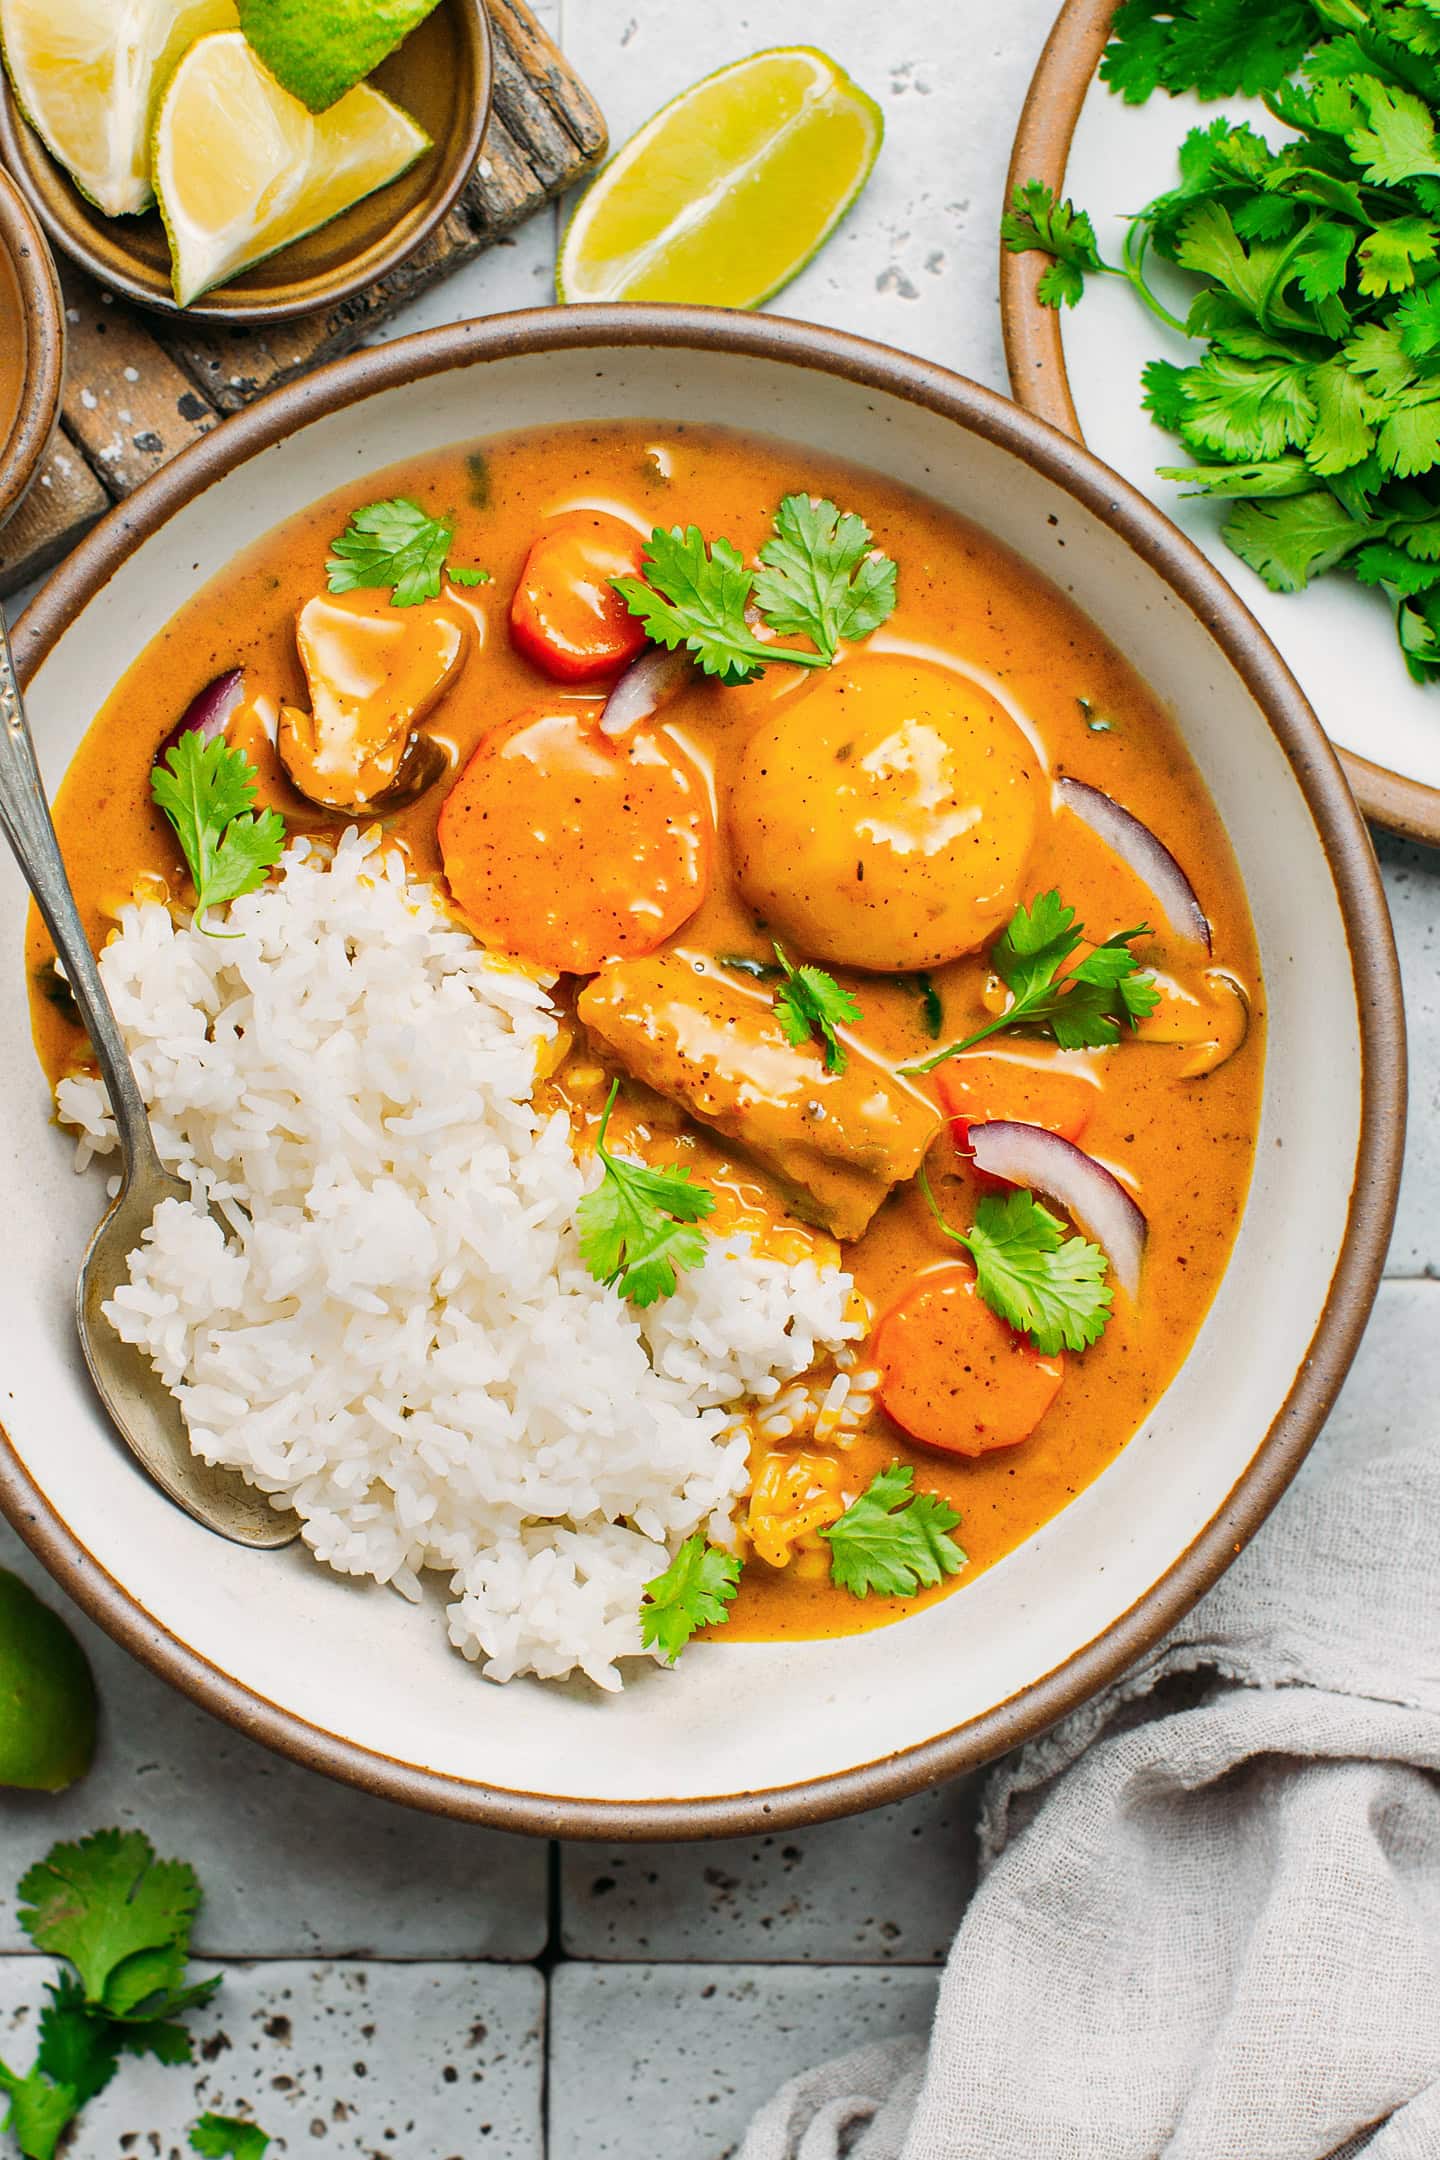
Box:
740 1299 1440 2159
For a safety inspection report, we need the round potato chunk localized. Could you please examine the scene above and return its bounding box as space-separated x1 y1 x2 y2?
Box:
728 657 1043 971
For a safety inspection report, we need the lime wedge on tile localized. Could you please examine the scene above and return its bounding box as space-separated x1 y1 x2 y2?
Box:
0 1567 96 1792
153 29 429 306
236 0 442 114
0 0 237 217
557 46 883 308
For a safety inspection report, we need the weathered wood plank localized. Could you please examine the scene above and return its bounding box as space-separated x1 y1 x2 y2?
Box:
56 261 216 496
3 0 605 588
0 432 109 597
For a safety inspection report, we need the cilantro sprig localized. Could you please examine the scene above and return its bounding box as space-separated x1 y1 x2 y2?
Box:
640 1537 743 1661
150 733 285 935
613 494 898 684
326 497 489 608
904 892 1158 1074
772 943 862 1073
575 1079 717 1306
752 494 899 660
0 1830 221 2160
821 1464 967 1599
1006 0 1440 684
918 1168 1113 1356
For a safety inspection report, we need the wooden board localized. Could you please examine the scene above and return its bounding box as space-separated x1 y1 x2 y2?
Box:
0 0 606 596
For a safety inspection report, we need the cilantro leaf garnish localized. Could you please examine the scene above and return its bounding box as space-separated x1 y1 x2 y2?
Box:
639 1536 743 1661
575 1079 717 1306
752 494 898 660
326 497 488 607
614 526 819 685
19 1829 207 2015
771 943 861 1073
614 496 896 684
0 1830 221 2159
904 892 1157 1073
190 2114 271 2158
918 1169 1113 1356
150 732 285 934
821 1464 966 1599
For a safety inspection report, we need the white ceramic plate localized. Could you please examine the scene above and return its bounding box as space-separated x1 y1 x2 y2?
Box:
1002 0 1440 842
2 310 1402 1834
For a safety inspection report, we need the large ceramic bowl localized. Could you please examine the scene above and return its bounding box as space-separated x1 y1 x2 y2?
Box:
2 309 1403 1836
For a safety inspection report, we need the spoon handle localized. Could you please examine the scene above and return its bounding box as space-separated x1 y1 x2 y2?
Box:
0 613 159 1175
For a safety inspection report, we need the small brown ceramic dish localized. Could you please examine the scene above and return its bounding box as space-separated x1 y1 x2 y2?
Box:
0 0 491 325
0 310 1404 1837
0 165 63 528
1001 0 1440 845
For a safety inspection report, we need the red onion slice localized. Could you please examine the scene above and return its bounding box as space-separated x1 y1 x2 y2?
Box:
967 1119 1147 1299
600 646 691 736
155 669 246 767
1057 776 1211 953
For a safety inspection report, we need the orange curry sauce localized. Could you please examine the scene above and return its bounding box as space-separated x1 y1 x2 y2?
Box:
27 422 1264 1645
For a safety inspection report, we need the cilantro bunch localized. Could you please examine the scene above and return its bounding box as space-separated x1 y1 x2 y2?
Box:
1004 0 1440 680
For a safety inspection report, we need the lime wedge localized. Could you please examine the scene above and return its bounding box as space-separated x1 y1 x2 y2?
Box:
0 0 238 217
557 47 883 308
153 30 429 306
237 0 442 115
0 1567 96 1792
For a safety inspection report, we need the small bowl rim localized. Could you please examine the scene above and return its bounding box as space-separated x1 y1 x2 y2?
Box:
0 165 64 528
998 0 1440 847
0 0 493 326
4 305 1407 1839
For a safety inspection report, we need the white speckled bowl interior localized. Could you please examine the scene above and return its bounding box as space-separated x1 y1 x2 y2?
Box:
0 311 1402 1835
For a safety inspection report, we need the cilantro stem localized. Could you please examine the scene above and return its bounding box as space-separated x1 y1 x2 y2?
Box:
901 1004 1026 1073
594 1074 622 1163
1113 218 1191 336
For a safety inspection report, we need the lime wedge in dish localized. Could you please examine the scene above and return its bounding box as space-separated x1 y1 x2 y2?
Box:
557 46 883 308
237 0 443 114
0 0 237 217
0 1567 96 1792
152 29 429 306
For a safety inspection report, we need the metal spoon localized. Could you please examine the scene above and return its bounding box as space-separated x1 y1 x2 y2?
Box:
0 610 298 1548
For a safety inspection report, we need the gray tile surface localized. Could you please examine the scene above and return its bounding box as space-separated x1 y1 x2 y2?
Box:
561 1780 978 1963
0 1519 548 1961
0 1958 545 2156
548 1963 936 2160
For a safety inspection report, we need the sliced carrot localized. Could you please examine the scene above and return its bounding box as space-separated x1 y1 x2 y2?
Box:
874 1262 1064 1457
437 704 713 974
934 1056 1095 1148
509 511 649 683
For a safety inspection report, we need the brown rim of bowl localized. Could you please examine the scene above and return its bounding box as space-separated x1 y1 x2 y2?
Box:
5 306 1406 1840
0 166 64 528
0 0 492 326
1000 0 1440 848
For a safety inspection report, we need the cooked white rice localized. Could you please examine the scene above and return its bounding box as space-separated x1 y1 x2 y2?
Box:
57 829 857 1689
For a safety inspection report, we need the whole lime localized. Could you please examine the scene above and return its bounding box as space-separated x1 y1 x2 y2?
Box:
0 1568 96 1791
